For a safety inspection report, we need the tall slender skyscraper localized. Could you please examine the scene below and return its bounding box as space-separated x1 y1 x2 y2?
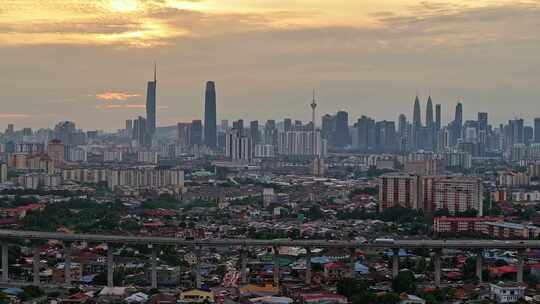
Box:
454 102 463 128
451 102 463 145
413 95 422 129
426 96 434 129
146 63 157 136
412 95 422 149
435 104 441 130
204 81 217 149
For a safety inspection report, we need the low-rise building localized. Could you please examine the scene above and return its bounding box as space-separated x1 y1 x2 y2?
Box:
434 216 502 234
490 282 526 303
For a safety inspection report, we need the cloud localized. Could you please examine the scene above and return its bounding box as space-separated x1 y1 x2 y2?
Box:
95 104 146 109
0 113 34 119
96 91 141 101
2 1 540 131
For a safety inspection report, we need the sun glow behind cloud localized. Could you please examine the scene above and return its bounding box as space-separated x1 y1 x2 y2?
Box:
109 0 140 13
1 0 531 47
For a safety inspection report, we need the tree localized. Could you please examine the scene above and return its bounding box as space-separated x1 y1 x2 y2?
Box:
306 206 324 221
434 208 450 217
392 270 416 294
376 293 400 304
337 278 368 299
20 286 44 301
463 257 477 278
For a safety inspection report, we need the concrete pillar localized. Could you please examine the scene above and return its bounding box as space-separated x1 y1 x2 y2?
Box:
32 244 40 286
150 245 158 289
392 248 399 279
349 247 356 278
305 247 312 285
517 249 525 284
434 250 441 288
1 243 8 282
476 250 483 282
240 247 247 285
107 244 114 287
273 246 279 288
64 243 72 286
195 246 202 289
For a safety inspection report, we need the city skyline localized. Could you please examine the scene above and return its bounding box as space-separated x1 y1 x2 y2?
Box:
2 0 540 130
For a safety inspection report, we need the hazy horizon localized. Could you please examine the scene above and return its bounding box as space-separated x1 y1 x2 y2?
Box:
2 0 540 131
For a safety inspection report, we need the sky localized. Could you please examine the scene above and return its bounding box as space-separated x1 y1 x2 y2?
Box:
1 0 540 131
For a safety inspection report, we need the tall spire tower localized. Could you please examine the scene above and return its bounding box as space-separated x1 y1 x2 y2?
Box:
310 90 324 176
310 89 317 131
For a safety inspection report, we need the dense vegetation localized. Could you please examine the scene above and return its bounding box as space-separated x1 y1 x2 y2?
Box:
22 199 124 233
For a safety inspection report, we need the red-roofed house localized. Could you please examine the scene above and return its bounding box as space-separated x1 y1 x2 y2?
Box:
299 293 347 304
4 203 44 219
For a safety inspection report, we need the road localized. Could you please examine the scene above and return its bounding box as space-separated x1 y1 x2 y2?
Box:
0 229 538 249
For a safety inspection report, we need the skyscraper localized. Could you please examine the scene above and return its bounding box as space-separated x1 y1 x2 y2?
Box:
204 81 217 149
426 96 434 129
435 104 441 130
264 120 277 146
478 112 488 131
190 120 203 145
249 120 260 144
413 95 422 129
146 64 157 136
412 95 422 149
283 118 292 132
451 102 463 145
334 111 350 148
133 116 149 147
535 118 540 143
454 102 463 131
357 116 376 152
233 119 244 135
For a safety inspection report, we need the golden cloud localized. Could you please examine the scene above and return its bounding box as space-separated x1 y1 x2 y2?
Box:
96 104 146 109
96 91 141 101
0 113 33 118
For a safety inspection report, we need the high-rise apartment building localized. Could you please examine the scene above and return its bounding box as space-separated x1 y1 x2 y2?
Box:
423 176 483 216
177 123 191 147
47 139 65 166
133 116 150 147
277 129 326 157
249 120 260 144
190 120 203 146
225 129 253 164
378 173 420 211
379 174 483 216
